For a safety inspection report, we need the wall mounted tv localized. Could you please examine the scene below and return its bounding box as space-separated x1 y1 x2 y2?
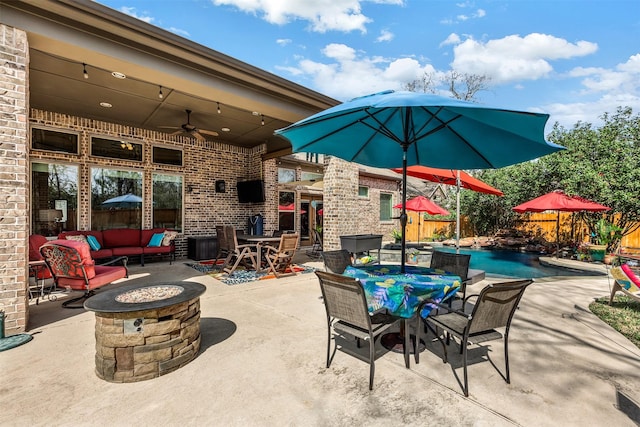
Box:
237 179 266 203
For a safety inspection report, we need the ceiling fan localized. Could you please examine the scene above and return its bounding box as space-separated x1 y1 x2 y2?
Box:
159 109 218 141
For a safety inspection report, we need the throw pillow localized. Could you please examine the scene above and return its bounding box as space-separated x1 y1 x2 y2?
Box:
162 230 178 246
66 234 88 244
86 235 101 251
148 232 165 247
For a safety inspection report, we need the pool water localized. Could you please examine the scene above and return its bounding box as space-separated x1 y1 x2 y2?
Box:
437 246 588 278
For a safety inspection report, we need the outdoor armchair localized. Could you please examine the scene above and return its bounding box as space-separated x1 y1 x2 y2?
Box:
315 271 402 390
419 279 533 397
609 263 640 304
39 239 128 309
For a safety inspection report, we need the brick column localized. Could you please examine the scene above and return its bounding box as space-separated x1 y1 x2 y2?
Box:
322 157 359 250
0 24 30 332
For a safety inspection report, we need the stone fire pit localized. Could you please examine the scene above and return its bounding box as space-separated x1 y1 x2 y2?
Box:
84 282 206 383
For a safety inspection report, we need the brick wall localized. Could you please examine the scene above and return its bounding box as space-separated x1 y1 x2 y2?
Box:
0 24 29 333
28 109 271 258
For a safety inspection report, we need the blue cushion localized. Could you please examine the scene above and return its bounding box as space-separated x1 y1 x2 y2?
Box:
86 235 101 251
148 233 164 247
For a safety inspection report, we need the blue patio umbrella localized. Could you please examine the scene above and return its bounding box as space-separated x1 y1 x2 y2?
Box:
101 193 143 208
275 90 564 272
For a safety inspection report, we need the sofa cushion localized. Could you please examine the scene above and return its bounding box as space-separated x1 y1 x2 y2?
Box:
91 248 114 259
86 235 101 251
162 231 178 246
148 233 165 247
141 228 167 246
103 228 141 248
112 247 143 257
143 246 173 255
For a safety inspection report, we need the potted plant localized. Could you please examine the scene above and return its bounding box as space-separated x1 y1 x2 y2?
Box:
406 248 420 264
589 218 623 263
391 228 402 244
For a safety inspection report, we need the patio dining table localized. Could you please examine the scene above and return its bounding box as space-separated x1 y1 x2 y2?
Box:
237 234 282 273
343 264 461 368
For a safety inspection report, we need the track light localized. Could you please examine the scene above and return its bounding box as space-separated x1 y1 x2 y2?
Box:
158 86 163 99
261 114 265 126
82 63 89 79
217 102 221 114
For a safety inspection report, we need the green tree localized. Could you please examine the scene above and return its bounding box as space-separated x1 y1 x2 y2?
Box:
463 107 640 251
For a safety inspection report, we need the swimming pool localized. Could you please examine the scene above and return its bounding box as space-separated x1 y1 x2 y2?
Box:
437 246 589 278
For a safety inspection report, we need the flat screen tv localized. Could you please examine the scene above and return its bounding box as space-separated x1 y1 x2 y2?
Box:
237 179 265 203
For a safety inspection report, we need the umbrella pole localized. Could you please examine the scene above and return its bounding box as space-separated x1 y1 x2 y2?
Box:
456 170 461 254
556 211 560 258
400 150 408 273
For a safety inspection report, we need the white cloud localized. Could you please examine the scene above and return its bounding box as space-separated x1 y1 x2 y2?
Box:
119 6 154 23
276 38 292 46
287 43 435 100
566 55 640 97
376 29 394 43
212 0 404 33
451 33 598 83
168 27 190 38
442 7 486 24
543 92 640 129
439 33 461 47
118 7 189 38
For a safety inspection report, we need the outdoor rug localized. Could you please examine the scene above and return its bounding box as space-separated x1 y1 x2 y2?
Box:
184 261 315 285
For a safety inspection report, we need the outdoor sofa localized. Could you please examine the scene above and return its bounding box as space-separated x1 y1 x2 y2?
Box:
58 228 176 266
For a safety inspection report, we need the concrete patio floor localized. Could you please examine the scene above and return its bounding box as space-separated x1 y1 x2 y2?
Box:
1 254 639 426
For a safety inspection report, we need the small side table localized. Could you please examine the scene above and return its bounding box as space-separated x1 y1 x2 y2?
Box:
28 260 55 305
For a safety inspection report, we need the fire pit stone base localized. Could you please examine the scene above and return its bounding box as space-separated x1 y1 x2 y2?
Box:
88 285 205 383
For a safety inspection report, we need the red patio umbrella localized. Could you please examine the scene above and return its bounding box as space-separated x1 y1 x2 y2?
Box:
512 190 610 256
394 196 449 243
392 166 503 251
279 203 307 214
391 166 503 196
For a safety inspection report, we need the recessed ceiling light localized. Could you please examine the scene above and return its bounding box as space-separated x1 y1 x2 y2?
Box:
221 127 230 132
100 102 112 108
111 71 126 79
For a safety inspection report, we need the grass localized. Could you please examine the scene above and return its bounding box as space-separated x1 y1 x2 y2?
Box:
589 295 640 349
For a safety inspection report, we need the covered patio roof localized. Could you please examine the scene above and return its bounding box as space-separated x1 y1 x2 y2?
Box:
1 0 338 156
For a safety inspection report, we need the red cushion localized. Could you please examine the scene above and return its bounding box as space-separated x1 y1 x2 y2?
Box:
103 228 141 248
621 264 640 286
57 265 127 291
29 234 48 261
47 239 96 279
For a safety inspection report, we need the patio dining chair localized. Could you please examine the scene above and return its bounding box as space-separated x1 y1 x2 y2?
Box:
221 225 258 275
419 279 533 397
264 233 299 277
39 239 129 309
430 250 471 301
306 229 323 259
315 271 402 390
321 249 353 274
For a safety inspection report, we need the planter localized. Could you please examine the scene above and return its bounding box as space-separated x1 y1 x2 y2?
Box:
588 244 607 262
603 253 618 265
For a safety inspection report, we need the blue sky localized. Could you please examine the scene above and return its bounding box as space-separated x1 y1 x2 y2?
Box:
98 0 639 132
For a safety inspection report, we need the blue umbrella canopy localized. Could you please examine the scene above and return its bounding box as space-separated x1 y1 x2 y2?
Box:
275 90 564 271
102 193 142 208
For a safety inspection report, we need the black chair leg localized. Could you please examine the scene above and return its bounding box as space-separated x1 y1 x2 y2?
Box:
61 291 94 309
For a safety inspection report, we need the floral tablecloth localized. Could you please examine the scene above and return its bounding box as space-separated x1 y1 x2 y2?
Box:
343 264 460 319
